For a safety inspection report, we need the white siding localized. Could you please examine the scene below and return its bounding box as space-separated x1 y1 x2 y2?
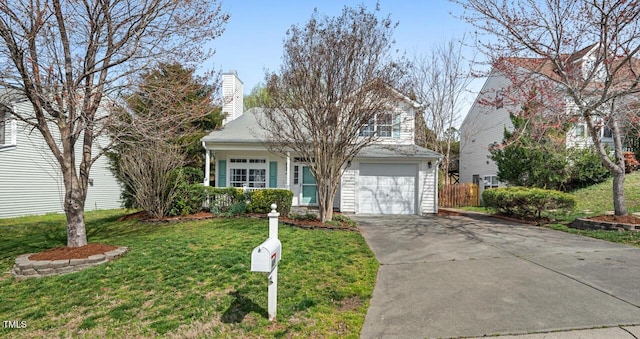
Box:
459 73 514 184
0 102 122 218
221 71 244 125
340 167 356 213
419 162 437 214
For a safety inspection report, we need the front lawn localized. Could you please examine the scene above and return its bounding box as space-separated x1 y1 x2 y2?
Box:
0 210 378 338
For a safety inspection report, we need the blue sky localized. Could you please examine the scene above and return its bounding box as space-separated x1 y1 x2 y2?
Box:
206 1 479 93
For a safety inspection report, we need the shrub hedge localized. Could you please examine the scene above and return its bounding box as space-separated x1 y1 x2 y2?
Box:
169 185 293 217
246 189 293 216
482 186 576 219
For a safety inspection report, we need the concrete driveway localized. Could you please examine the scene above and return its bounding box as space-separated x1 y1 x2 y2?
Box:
353 213 640 338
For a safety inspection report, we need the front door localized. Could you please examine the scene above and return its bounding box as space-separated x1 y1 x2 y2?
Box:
300 166 317 205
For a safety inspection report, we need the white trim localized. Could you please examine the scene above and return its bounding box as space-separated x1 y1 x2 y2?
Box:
285 152 291 190
203 143 210 186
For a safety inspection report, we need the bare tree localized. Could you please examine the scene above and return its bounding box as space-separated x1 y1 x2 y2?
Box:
259 4 409 222
117 142 184 218
412 37 475 184
454 0 640 215
110 62 223 216
0 1 228 246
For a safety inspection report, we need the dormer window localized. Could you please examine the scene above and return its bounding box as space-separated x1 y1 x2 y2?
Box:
359 112 401 138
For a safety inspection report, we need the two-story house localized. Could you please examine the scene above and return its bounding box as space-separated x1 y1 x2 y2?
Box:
201 72 442 215
460 45 619 191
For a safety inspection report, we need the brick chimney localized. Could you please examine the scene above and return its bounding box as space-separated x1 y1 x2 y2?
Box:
222 70 244 125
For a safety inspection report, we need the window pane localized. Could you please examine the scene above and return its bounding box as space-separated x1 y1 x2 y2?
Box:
230 169 247 187
360 125 374 137
378 126 392 137
491 176 499 185
249 169 266 182
393 114 401 138
377 112 392 125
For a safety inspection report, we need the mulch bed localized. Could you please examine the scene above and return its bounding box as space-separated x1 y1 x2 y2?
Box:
588 214 640 225
29 243 119 261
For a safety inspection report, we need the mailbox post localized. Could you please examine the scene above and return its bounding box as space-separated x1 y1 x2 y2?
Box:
250 204 280 321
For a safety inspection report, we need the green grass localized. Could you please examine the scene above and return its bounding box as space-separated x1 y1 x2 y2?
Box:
571 171 640 217
548 223 640 247
460 172 640 247
0 210 378 338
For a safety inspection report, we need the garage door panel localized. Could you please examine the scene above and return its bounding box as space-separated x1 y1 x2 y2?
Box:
357 163 417 215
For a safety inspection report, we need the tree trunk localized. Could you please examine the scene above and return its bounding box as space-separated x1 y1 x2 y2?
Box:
63 171 88 247
319 194 334 223
612 169 627 216
316 176 337 223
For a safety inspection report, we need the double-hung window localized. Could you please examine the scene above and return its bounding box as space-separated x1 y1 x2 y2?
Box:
483 175 500 190
359 112 401 138
229 158 267 188
0 110 15 149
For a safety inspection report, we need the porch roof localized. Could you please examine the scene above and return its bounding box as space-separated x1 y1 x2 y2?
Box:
356 144 442 160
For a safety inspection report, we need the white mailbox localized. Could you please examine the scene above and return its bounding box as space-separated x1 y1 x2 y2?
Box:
251 238 282 273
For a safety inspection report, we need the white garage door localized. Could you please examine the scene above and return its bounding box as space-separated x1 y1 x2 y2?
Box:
357 163 417 214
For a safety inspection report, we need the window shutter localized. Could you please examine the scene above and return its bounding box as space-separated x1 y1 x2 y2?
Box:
218 160 227 187
269 161 277 187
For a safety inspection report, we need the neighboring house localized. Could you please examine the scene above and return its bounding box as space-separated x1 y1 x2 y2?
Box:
201 72 442 215
0 93 122 218
460 45 619 191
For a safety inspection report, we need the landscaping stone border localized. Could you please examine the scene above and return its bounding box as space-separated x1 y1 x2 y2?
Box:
12 247 128 279
570 218 640 232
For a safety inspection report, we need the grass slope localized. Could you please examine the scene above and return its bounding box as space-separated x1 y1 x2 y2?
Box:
0 210 378 338
571 171 640 216
549 171 640 247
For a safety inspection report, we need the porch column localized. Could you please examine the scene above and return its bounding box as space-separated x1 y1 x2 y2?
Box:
286 152 291 189
203 142 210 186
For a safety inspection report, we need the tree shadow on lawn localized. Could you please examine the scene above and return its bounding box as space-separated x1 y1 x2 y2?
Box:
0 220 67 265
221 290 267 323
